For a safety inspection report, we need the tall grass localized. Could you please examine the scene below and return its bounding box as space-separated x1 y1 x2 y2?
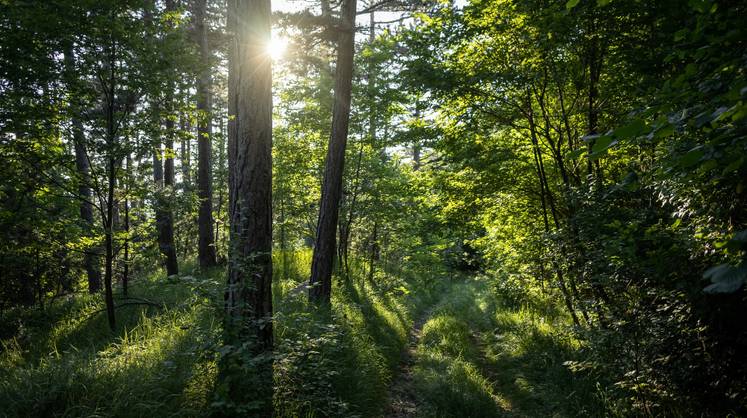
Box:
272 250 422 417
0 255 610 417
0 263 223 417
0 252 430 417
409 277 609 418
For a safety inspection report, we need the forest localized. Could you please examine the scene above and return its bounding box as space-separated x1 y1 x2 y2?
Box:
0 0 745 416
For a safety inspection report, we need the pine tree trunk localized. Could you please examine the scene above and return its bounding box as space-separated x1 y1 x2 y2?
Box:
123 153 131 298
195 0 217 268
104 156 116 330
103 37 117 331
180 117 191 187
223 0 274 412
153 137 178 276
413 102 421 170
309 0 358 305
74 130 103 293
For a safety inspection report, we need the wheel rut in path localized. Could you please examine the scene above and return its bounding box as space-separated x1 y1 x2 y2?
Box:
384 307 433 417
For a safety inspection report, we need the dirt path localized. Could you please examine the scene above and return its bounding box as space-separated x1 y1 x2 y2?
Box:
384 308 433 417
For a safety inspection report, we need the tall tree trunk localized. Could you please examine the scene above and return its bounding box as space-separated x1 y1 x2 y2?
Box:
123 153 131 298
195 0 217 268
64 45 102 294
163 131 178 270
161 0 179 276
180 117 191 187
227 1 238 249
309 0 358 305
104 156 116 330
335 9 375 276
153 137 178 276
413 101 421 170
223 0 274 412
74 127 103 294
280 195 289 280
102 37 117 331
367 221 378 283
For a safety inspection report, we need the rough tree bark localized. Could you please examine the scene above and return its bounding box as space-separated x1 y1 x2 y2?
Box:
223 0 274 412
309 0 358 305
147 0 178 277
102 36 117 331
194 0 217 268
338 8 375 277
163 0 179 276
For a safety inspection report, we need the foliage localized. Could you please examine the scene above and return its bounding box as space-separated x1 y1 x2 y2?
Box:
1 0 746 415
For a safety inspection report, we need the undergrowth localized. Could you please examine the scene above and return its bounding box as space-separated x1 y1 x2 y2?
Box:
0 252 618 417
410 277 609 418
0 251 440 417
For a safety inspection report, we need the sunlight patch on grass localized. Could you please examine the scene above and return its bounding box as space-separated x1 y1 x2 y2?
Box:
0 267 222 417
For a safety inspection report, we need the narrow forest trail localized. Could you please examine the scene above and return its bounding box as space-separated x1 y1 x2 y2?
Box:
383 279 509 418
380 277 601 418
385 306 433 417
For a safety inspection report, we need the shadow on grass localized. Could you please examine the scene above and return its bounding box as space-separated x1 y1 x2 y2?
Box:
405 277 609 418
411 319 509 417
0 266 224 417
477 312 608 417
272 267 412 417
339 276 410 367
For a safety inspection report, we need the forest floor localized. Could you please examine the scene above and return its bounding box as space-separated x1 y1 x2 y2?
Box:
0 257 607 417
382 278 606 418
385 305 431 417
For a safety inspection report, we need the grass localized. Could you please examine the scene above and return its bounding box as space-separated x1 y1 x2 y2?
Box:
272 251 444 417
0 254 611 417
409 276 609 418
0 252 436 418
0 261 223 417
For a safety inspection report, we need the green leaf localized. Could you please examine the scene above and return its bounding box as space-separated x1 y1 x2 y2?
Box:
566 0 580 10
591 136 617 154
614 119 647 139
566 148 585 159
680 148 704 168
703 264 747 293
654 124 675 139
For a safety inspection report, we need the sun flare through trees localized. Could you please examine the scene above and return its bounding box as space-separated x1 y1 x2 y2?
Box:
0 0 745 416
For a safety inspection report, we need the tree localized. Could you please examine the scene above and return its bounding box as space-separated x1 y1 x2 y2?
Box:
309 0 358 305
221 0 274 413
194 0 217 268
150 0 179 277
63 43 102 294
